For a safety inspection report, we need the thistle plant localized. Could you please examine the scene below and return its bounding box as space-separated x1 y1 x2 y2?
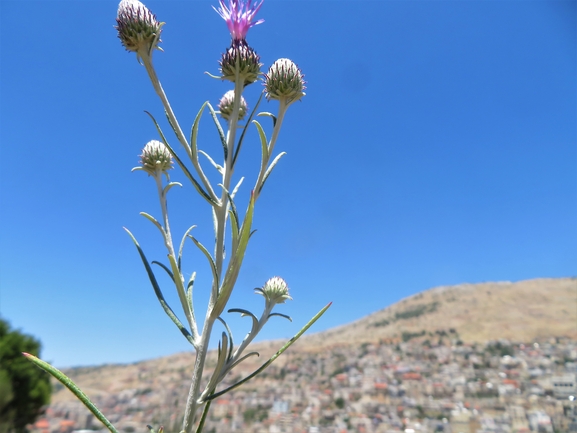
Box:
24 1 329 432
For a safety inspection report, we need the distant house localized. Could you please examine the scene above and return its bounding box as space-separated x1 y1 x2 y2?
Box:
552 374 576 399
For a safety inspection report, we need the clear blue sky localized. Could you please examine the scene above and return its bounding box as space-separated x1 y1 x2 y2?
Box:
0 0 575 368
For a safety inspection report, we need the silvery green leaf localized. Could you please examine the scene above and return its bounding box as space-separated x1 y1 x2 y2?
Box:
124 228 195 347
257 111 277 128
23 354 119 433
233 92 264 167
259 152 287 194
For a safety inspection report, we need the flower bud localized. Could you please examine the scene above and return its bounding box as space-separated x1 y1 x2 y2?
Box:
264 58 306 104
255 277 292 305
115 0 163 57
139 140 173 176
219 40 262 86
218 90 248 121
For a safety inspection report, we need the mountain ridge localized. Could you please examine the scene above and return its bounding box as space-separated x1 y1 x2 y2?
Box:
298 277 576 350
49 276 577 421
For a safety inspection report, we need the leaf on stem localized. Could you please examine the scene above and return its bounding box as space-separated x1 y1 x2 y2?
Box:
212 192 255 318
190 102 208 163
198 150 224 174
152 260 175 281
257 112 277 128
164 110 183 147
228 308 259 335
226 351 259 372
163 181 183 195
230 177 244 199
188 236 219 286
252 120 270 167
232 92 264 168
259 152 287 194
268 312 293 322
178 226 197 271
202 332 229 399
145 111 217 207
22 353 119 433
216 317 235 361
205 302 332 401
124 228 196 347
207 102 228 162
229 209 240 253
139 212 165 237
187 272 196 310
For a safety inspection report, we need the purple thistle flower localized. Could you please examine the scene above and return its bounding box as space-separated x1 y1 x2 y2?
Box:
213 0 264 42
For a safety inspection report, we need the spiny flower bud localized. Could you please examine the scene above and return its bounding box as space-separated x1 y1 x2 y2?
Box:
255 277 292 305
218 90 248 121
139 140 173 176
219 40 262 86
115 0 163 58
264 58 306 104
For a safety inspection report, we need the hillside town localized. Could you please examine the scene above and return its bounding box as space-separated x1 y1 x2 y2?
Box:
31 334 577 433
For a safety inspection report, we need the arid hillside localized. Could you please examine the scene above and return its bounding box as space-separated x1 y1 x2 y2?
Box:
300 277 577 350
51 277 576 405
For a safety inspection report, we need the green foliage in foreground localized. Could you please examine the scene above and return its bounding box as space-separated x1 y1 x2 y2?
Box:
0 319 51 433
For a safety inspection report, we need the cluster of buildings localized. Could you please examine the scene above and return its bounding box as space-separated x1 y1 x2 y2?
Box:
31 335 577 433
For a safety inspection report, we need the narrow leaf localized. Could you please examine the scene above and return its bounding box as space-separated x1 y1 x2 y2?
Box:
207 102 228 161
233 92 264 167
268 312 293 322
216 317 235 361
23 353 119 433
124 228 195 347
151 260 174 282
257 111 277 128
189 236 218 284
139 212 164 237
164 110 181 144
252 120 269 168
187 272 196 309
202 333 229 399
206 302 332 401
212 192 255 318
229 209 240 253
259 152 287 194
199 150 223 174
190 101 208 162
228 308 258 335
145 111 217 206
227 351 260 371
230 177 244 199
164 182 182 195
145 110 189 157
178 226 197 271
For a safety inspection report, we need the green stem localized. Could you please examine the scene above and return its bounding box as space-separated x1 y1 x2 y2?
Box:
154 175 197 343
206 302 332 401
182 318 215 433
183 72 244 433
254 100 288 199
142 54 217 203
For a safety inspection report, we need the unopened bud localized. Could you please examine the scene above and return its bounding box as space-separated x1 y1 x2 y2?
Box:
264 58 306 104
255 277 292 305
219 40 262 86
115 0 163 58
138 140 173 176
218 90 248 121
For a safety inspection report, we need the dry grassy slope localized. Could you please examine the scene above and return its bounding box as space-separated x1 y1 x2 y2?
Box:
299 277 577 350
52 277 576 403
